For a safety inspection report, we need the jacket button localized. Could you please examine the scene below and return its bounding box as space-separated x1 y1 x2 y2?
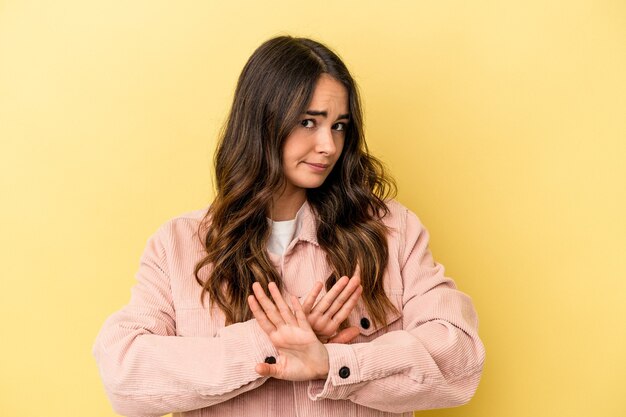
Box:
339 366 350 379
360 317 371 329
264 356 276 364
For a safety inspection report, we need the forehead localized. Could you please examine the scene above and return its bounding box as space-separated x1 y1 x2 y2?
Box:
307 74 349 111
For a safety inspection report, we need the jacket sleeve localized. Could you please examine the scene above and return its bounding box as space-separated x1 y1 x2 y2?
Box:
92 222 278 417
307 208 486 412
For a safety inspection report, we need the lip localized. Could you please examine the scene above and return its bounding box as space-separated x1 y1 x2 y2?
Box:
303 162 330 172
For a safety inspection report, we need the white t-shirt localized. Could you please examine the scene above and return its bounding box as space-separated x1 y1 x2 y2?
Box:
266 203 305 256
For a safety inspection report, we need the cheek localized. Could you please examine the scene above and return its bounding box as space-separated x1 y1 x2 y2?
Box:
282 147 298 166
336 137 346 158
281 139 295 163
282 133 305 162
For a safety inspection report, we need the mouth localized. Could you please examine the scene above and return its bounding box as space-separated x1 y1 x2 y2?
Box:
304 162 329 168
303 162 330 172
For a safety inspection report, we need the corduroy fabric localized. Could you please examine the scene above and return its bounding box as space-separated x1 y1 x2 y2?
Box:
92 200 485 417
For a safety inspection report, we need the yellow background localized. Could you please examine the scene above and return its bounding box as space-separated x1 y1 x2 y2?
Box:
1 1 625 416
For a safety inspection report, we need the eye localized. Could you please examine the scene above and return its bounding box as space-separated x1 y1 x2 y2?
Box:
300 119 315 128
333 122 347 131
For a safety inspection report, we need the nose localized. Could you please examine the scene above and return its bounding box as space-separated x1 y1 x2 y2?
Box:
315 127 337 156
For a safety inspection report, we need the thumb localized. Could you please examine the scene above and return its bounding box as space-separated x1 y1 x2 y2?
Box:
255 362 280 378
328 326 360 344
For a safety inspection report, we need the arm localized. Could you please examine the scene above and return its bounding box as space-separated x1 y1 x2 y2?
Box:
306 208 486 412
92 223 278 417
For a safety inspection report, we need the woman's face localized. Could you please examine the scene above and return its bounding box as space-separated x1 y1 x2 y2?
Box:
281 74 349 196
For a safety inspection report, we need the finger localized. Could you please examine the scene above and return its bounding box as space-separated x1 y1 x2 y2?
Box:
301 281 323 314
325 275 361 317
310 276 349 315
252 282 285 327
248 295 276 334
329 285 362 324
255 362 280 378
328 326 360 344
292 295 313 330
268 282 297 326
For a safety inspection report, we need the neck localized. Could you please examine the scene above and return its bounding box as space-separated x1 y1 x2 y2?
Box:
270 187 306 221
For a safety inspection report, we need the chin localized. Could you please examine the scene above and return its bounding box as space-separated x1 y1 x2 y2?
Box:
295 178 328 189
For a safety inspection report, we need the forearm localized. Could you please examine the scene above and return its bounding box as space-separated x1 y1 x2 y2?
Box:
306 283 486 412
93 316 277 417
307 321 485 413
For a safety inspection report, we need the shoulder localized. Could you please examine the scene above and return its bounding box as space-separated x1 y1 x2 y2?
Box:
380 199 430 263
148 205 211 248
380 199 426 232
168 206 211 227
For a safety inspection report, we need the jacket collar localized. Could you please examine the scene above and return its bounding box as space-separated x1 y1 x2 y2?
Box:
295 200 319 246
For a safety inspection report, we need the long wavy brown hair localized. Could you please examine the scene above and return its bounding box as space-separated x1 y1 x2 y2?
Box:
194 35 398 328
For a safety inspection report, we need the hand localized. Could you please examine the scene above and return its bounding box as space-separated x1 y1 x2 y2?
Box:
248 282 329 381
301 275 363 344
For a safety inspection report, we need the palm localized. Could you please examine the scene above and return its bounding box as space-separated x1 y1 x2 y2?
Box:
248 282 329 381
266 326 326 381
268 324 317 349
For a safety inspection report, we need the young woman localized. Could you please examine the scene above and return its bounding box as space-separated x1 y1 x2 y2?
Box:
93 35 485 417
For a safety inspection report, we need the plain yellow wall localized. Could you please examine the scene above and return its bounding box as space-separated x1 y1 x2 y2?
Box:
1 1 625 416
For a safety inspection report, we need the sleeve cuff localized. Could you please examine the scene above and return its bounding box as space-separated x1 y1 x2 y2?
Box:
247 319 279 363
307 343 362 401
217 319 279 369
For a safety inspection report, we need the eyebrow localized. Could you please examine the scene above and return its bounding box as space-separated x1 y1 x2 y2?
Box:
305 110 350 121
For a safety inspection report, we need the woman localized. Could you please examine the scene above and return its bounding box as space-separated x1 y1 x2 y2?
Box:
93 35 485 417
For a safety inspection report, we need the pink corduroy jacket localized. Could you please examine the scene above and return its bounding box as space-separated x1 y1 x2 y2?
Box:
92 200 485 417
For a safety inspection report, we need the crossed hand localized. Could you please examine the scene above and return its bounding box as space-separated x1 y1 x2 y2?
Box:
247 275 362 381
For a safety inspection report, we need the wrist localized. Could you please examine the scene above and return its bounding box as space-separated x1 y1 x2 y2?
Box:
315 344 330 380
